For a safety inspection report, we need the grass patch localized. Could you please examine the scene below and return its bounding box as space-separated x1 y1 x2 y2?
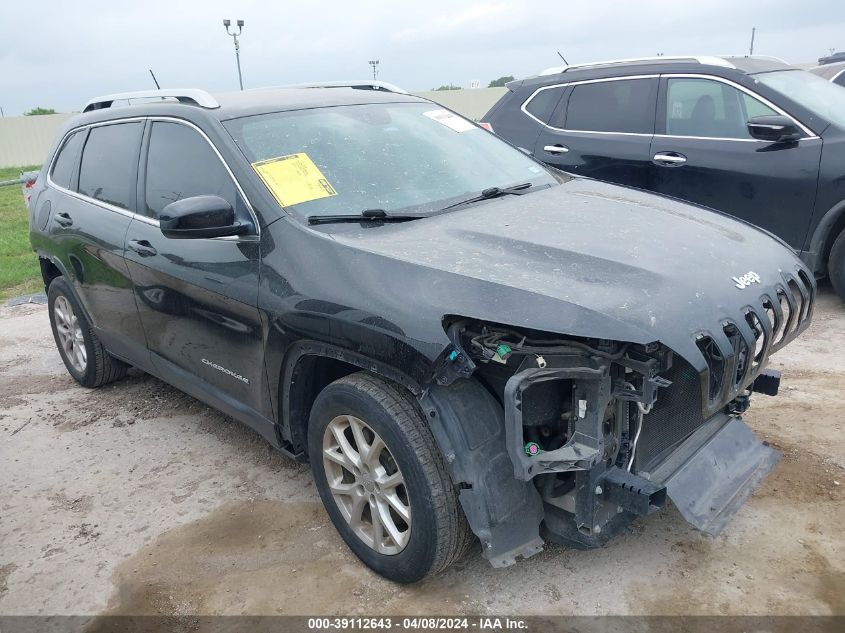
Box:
0 164 44 300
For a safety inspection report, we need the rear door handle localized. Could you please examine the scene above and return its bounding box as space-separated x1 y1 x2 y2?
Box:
543 144 569 155
54 212 73 227
127 239 157 257
653 151 687 166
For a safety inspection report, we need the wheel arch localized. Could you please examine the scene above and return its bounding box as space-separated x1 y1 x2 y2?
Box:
806 199 845 275
280 341 422 457
37 254 97 326
38 254 64 290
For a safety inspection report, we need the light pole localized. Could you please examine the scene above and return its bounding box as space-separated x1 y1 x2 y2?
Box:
368 60 379 81
223 19 245 90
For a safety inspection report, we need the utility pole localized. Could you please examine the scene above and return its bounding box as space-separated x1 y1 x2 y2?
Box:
223 19 245 90
749 27 756 56
369 60 379 81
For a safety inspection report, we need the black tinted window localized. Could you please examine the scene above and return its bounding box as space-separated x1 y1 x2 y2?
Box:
524 87 565 123
665 78 777 139
78 122 143 210
144 122 236 219
565 78 657 133
50 130 84 190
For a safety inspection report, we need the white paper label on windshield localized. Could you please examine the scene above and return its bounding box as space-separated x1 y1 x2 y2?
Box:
423 109 476 133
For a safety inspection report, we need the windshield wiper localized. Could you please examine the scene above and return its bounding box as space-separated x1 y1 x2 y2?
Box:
309 183 538 225
308 209 425 226
438 182 534 212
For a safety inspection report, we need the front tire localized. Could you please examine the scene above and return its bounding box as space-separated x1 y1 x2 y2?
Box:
47 276 127 388
829 229 845 301
308 372 472 582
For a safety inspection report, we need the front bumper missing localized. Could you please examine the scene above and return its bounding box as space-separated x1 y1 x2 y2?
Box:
503 359 779 546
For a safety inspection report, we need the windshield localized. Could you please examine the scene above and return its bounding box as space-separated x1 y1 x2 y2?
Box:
223 102 556 218
756 69 845 129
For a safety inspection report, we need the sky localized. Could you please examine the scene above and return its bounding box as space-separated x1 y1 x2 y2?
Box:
1 0 844 116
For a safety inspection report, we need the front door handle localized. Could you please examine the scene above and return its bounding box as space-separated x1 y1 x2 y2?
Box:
653 151 687 166
127 239 157 257
543 144 569 155
54 212 73 227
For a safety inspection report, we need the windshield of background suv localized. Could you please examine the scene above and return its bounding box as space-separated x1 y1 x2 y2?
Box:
223 102 556 218
756 70 845 128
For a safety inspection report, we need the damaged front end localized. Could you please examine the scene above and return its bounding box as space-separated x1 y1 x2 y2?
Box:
422 275 813 566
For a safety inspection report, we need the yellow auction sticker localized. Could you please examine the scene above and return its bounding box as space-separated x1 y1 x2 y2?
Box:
251 153 337 207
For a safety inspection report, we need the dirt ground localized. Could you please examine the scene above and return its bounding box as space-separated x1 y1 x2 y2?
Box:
1 289 843 618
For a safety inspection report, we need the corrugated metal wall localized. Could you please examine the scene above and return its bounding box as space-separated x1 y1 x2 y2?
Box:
0 88 507 168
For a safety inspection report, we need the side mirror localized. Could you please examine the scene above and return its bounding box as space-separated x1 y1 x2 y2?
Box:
747 115 803 143
159 195 247 239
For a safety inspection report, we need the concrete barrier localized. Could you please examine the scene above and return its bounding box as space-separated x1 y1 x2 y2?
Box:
414 87 507 121
0 113 74 168
0 88 508 168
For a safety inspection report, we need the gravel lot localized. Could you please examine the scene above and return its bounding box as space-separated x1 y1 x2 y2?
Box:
1 289 843 618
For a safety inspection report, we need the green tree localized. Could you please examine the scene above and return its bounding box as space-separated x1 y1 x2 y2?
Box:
24 107 57 116
487 76 514 88
432 84 462 91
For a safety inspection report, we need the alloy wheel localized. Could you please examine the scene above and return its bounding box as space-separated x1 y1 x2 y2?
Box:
54 295 87 373
322 414 412 554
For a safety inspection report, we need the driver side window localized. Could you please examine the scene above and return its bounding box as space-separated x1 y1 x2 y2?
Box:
143 122 241 219
665 78 778 139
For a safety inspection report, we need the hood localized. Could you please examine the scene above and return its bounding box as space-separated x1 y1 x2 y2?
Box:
281 178 813 375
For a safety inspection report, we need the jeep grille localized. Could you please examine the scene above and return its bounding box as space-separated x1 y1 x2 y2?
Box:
694 270 814 415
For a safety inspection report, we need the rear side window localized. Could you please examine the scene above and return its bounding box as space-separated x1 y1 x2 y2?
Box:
50 131 85 190
524 87 565 124
143 122 237 219
78 122 143 210
565 78 658 134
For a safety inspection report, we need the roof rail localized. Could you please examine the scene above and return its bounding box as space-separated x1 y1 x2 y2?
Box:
537 55 736 76
275 80 409 95
83 89 219 112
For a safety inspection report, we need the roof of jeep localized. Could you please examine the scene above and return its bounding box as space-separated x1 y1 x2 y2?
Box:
73 86 427 129
209 87 426 119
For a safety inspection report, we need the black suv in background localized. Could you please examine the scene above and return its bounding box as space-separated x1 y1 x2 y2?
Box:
482 56 845 300
28 83 814 583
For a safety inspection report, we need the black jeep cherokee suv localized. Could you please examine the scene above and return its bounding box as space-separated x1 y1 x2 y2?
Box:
482 55 845 300
28 83 814 582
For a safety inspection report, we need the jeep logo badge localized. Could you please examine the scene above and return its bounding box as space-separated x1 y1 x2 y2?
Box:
732 271 761 289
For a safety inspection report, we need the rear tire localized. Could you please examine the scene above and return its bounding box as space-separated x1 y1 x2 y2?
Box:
47 276 128 388
830 229 845 302
308 372 472 582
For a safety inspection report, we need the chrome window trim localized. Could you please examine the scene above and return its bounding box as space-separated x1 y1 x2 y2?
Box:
520 75 659 133
660 73 818 139
831 68 845 84
653 134 759 143
521 72 819 140
45 115 260 239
